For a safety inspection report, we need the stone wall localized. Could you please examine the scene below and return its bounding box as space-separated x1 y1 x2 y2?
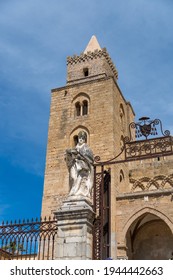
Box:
116 155 173 259
41 75 134 217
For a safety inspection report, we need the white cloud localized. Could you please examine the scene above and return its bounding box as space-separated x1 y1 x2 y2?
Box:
0 0 173 174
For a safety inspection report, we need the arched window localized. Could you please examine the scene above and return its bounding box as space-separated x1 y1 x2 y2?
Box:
82 100 88 115
75 102 81 116
70 126 90 147
73 133 88 147
72 93 90 118
120 170 125 182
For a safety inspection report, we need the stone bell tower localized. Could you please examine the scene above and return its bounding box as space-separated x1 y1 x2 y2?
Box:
41 35 134 217
41 35 134 223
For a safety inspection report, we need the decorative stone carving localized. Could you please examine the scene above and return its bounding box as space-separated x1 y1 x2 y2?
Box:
130 174 173 192
65 131 94 198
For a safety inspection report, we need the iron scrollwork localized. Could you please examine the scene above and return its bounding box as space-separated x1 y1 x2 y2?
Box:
129 117 170 141
125 136 173 160
94 117 172 164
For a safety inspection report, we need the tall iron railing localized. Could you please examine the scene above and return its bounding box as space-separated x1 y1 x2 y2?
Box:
93 168 111 260
0 217 57 260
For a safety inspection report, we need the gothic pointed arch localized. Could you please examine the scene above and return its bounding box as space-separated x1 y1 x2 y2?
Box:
122 206 173 243
130 178 146 191
120 169 125 183
121 207 173 259
130 174 173 192
161 174 173 188
72 92 91 103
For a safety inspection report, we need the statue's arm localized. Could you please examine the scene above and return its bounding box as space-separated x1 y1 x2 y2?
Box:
66 148 78 155
78 149 94 165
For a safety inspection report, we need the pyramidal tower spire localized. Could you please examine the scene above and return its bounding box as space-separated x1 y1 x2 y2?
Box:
84 35 102 53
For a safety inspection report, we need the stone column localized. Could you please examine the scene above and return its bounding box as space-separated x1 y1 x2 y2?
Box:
54 198 95 260
117 244 128 259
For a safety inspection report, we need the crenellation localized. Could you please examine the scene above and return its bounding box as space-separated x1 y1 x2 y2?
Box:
67 48 118 83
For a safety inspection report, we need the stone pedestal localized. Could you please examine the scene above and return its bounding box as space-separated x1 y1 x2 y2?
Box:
54 197 95 260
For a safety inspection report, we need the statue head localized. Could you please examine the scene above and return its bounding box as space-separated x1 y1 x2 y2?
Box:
78 131 87 144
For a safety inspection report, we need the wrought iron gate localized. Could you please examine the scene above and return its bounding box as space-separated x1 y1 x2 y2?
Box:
93 167 111 260
93 117 173 260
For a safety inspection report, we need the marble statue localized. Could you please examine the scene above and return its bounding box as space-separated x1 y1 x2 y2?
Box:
65 131 94 198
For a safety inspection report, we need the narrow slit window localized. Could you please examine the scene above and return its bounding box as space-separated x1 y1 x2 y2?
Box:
120 170 124 182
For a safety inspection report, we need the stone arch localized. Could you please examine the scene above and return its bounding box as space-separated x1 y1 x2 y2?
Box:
119 169 125 183
130 178 145 191
122 206 173 243
139 177 150 183
121 207 173 259
135 176 160 190
69 125 90 147
72 92 90 117
130 176 167 191
146 177 162 190
72 92 90 103
161 173 173 188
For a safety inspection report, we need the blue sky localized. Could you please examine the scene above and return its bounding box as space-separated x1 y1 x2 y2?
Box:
0 0 173 222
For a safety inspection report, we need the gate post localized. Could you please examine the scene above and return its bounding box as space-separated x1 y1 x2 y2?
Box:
54 198 95 260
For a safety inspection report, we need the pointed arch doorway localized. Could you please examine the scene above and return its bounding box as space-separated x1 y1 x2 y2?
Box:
126 212 173 260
